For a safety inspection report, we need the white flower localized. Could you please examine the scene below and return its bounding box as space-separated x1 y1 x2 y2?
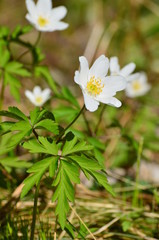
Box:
125 72 151 98
25 0 68 32
74 55 126 112
110 56 136 81
25 86 51 106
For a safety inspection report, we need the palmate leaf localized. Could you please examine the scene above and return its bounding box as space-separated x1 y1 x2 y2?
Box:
62 135 93 156
21 156 58 198
23 137 58 155
52 160 80 229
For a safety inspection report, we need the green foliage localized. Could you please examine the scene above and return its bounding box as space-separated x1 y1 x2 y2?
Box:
52 160 80 229
21 157 59 198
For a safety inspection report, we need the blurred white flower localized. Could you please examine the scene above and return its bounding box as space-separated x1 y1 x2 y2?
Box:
25 86 51 106
125 72 151 98
25 0 68 32
74 55 126 112
110 56 136 81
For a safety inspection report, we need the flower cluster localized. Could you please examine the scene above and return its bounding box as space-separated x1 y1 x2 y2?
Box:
24 0 151 111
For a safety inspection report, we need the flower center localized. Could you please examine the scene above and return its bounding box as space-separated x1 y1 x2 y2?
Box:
132 81 142 91
86 76 104 96
38 16 49 27
35 96 43 104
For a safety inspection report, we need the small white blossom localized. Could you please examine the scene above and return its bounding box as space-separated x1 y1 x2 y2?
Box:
74 55 126 112
25 86 51 106
110 56 136 81
125 72 151 98
25 0 68 32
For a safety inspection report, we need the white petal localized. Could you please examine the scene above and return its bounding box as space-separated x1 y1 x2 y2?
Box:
120 63 136 77
26 0 36 17
42 88 51 101
110 56 120 74
138 72 148 83
107 97 122 108
82 91 100 112
89 55 109 78
127 73 140 82
74 71 80 84
37 0 52 14
48 20 69 31
33 86 42 96
78 56 89 87
25 90 36 105
99 76 126 99
51 6 67 21
26 14 36 26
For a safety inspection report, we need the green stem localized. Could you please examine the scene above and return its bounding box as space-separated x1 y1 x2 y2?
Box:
94 105 106 134
34 31 42 46
82 111 92 136
132 137 144 207
16 32 42 61
56 105 85 143
0 71 5 113
30 181 40 240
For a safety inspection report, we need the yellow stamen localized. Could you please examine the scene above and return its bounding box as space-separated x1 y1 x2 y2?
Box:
38 16 49 27
132 81 141 91
35 96 43 104
86 76 104 96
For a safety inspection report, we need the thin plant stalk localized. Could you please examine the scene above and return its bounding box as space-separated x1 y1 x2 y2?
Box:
132 137 144 207
16 31 42 61
56 105 85 143
94 105 106 134
30 181 41 240
0 72 5 117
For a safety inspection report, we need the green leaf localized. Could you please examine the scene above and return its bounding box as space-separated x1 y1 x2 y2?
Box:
62 160 80 184
61 87 80 109
34 66 58 95
52 161 77 229
21 172 43 198
27 157 58 174
49 157 58 178
62 136 93 156
4 72 21 101
23 137 58 155
94 148 105 168
35 119 59 134
0 121 15 135
90 171 115 196
70 155 102 171
5 61 31 77
0 26 9 38
0 42 10 67
87 137 105 151
53 106 79 123
0 157 32 169
8 107 29 122
12 25 33 39
122 221 132 232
